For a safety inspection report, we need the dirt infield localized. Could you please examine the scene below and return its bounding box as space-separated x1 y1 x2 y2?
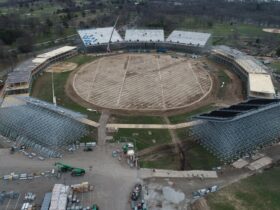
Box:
69 53 213 113
46 62 77 73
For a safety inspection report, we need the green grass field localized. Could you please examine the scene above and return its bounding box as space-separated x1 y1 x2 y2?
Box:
110 115 165 124
67 54 97 66
217 69 231 98
208 167 280 210
113 128 171 151
270 61 280 73
31 71 100 121
168 104 215 124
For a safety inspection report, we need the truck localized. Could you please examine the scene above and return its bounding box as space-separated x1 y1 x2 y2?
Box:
71 168 86 176
54 162 86 176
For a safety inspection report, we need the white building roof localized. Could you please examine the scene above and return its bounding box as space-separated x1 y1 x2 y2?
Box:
37 46 77 59
166 30 211 47
32 57 48 64
125 29 164 42
248 74 275 94
212 45 244 59
78 27 123 46
236 57 267 74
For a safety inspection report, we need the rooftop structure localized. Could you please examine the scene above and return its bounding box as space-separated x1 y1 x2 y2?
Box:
37 46 77 59
248 74 275 96
125 29 164 42
0 98 88 157
166 31 211 47
193 99 280 161
78 27 123 46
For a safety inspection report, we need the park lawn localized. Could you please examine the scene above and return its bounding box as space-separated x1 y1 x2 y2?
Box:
113 129 172 151
168 104 215 124
211 23 266 37
207 167 280 210
31 71 100 121
111 114 165 124
270 61 280 73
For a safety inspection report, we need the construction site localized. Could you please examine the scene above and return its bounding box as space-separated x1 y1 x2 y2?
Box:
0 26 280 210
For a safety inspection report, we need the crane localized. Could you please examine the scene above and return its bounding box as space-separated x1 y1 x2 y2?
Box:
107 15 120 52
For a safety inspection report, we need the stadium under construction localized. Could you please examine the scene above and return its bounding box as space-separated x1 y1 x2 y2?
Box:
0 26 279 163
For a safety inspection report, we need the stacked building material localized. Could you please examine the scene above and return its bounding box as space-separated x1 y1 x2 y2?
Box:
70 182 94 193
49 184 71 210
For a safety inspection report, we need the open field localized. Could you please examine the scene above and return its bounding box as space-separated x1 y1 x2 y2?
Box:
207 166 280 210
71 53 213 113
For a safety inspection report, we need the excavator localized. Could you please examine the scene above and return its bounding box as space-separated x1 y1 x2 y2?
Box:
54 162 86 176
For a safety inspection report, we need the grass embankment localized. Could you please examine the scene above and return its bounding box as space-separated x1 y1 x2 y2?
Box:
168 104 215 124
31 55 100 121
208 167 280 210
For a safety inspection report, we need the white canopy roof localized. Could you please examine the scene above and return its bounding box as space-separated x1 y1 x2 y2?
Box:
249 74 275 94
78 27 123 46
166 30 211 47
125 29 164 42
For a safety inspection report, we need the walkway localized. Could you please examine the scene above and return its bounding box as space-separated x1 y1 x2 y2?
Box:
97 111 110 145
139 168 218 179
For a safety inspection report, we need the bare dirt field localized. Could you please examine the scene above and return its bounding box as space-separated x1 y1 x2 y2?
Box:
46 62 77 73
70 54 213 113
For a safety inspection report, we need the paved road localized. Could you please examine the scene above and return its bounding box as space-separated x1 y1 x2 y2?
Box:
97 111 110 145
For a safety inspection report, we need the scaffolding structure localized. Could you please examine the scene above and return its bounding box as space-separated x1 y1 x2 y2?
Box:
192 99 280 162
0 102 88 157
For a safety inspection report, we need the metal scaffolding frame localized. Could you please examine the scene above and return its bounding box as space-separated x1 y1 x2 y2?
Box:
0 103 88 157
192 99 280 162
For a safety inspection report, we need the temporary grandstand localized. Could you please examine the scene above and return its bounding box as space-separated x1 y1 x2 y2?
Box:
125 29 164 42
77 28 211 53
193 99 280 162
211 45 275 99
4 46 77 96
0 97 88 157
